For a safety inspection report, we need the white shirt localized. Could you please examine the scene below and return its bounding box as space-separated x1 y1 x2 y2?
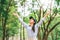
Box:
18 17 45 40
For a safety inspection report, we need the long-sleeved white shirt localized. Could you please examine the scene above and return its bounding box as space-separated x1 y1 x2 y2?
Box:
18 17 45 40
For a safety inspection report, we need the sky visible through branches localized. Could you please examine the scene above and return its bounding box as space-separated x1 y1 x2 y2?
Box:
14 0 56 17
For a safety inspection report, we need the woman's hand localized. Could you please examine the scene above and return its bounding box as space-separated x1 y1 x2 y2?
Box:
44 10 50 18
13 12 20 18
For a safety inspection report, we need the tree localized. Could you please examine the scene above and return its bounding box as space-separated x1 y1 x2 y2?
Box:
0 0 19 40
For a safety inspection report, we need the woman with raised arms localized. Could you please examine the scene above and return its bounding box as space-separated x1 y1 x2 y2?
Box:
13 10 50 40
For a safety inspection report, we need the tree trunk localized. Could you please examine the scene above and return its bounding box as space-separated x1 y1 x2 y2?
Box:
20 25 22 40
23 27 25 40
12 36 14 40
6 29 9 40
37 6 42 40
42 31 49 40
51 32 54 40
55 32 58 40
6 36 9 40
23 18 25 40
43 35 48 40
2 18 6 40
38 28 41 40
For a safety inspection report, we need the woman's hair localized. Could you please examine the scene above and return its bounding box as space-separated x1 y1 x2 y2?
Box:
29 16 36 32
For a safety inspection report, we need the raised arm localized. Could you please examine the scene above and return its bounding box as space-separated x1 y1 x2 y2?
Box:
35 10 50 27
13 13 29 29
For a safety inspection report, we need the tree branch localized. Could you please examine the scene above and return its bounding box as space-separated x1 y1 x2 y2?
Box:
48 22 60 33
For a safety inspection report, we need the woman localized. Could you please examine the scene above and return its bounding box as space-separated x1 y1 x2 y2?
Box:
13 11 50 40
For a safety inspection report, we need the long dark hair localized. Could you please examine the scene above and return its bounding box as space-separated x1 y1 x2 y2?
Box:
29 16 36 32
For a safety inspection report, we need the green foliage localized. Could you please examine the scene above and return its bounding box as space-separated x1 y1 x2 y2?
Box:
48 16 60 28
20 0 26 6
53 7 58 14
0 0 60 40
0 0 19 37
55 0 60 5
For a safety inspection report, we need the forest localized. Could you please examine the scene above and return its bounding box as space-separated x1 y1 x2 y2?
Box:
0 0 60 40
